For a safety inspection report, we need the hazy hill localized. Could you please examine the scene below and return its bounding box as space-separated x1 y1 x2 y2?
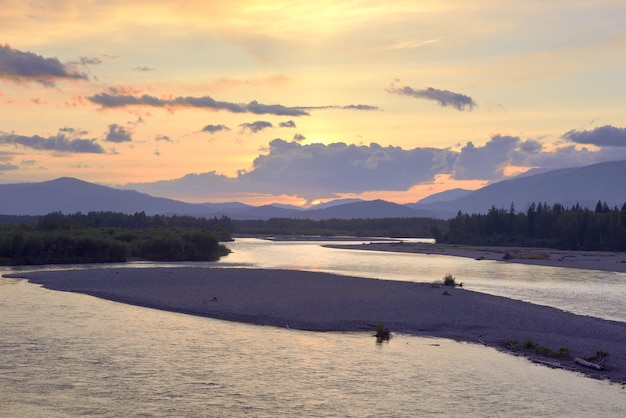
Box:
0 178 435 219
408 188 471 206
414 160 626 216
303 199 435 220
0 177 208 216
3 159 626 219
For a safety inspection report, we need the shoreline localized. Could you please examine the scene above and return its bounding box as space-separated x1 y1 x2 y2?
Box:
325 241 626 274
4 266 625 385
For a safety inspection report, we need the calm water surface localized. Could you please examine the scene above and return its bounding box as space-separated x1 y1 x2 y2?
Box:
219 238 626 322
1 238 625 417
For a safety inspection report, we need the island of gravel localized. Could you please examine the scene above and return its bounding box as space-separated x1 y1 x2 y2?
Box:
5 266 625 385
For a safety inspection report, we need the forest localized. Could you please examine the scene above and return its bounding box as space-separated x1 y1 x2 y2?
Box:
2 200 626 265
232 217 448 238
437 201 626 251
0 211 233 265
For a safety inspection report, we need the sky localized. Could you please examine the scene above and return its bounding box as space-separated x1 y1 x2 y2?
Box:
1 1 626 207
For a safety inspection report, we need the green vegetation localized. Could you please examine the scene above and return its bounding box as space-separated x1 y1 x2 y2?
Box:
233 217 448 238
582 349 609 362
442 273 456 286
0 211 233 265
374 322 391 342
440 200 626 251
503 338 571 359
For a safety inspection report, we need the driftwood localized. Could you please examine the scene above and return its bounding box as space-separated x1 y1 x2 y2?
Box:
574 358 604 370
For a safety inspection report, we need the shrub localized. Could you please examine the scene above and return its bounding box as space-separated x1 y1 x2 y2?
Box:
443 273 456 286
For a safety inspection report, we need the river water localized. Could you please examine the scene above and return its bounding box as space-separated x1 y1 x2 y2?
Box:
1 238 625 417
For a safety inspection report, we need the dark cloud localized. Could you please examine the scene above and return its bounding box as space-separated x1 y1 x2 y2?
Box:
79 57 103 66
243 139 453 196
0 131 104 153
388 85 476 111
293 133 306 141
279 120 296 128
155 134 172 142
562 125 626 147
301 104 381 111
59 126 89 137
0 44 88 86
246 100 308 116
121 128 626 202
452 135 519 180
123 140 455 201
104 124 132 143
202 124 230 134
240 121 273 133
134 66 155 72
87 92 381 116
0 162 18 171
87 93 310 116
340 104 381 111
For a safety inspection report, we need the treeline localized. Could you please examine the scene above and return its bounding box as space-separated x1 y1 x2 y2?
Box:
36 211 234 241
0 211 233 265
233 217 448 238
438 201 626 251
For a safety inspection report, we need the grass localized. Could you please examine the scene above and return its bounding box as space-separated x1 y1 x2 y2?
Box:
502 338 571 358
443 273 456 286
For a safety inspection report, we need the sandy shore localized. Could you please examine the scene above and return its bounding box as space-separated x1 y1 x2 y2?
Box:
326 241 626 273
4 267 625 385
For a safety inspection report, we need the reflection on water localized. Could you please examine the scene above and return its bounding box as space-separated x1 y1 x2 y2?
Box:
218 238 626 322
2 238 626 416
1 278 625 417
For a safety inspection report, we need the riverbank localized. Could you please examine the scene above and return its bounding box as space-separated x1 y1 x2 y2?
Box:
325 241 626 273
5 267 625 385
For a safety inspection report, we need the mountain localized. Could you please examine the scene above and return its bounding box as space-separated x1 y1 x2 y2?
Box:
304 199 434 220
414 159 626 216
224 200 439 220
0 177 211 216
408 188 471 206
0 178 437 219
3 159 626 220
308 198 363 210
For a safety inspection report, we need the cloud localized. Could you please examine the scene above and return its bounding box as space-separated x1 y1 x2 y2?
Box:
301 104 381 111
243 139 454 196
452 135 519 180
293 133 306 141
123 140 457 201
340 104 381 111
240 121 273 133
87 93 310 116
134 66 155 71
562 125 626 147
87 92 381 116
279 120 296 128
0 130 105 153
155 134 172 142
202 124 230 134
59 126 89 137
387 85 476 111
0 162 18 171
0 44 88 86
121 129 626 202
104 124 133 143
79 57 103 66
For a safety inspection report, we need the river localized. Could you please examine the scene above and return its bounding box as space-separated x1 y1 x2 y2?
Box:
1 238 625 417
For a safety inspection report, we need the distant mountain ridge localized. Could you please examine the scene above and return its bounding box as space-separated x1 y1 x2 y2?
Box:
0 178 439 219
412 159 626 215
1 159 625 219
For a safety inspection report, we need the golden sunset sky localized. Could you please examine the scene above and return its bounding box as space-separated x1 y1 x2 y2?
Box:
1 1 625 206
